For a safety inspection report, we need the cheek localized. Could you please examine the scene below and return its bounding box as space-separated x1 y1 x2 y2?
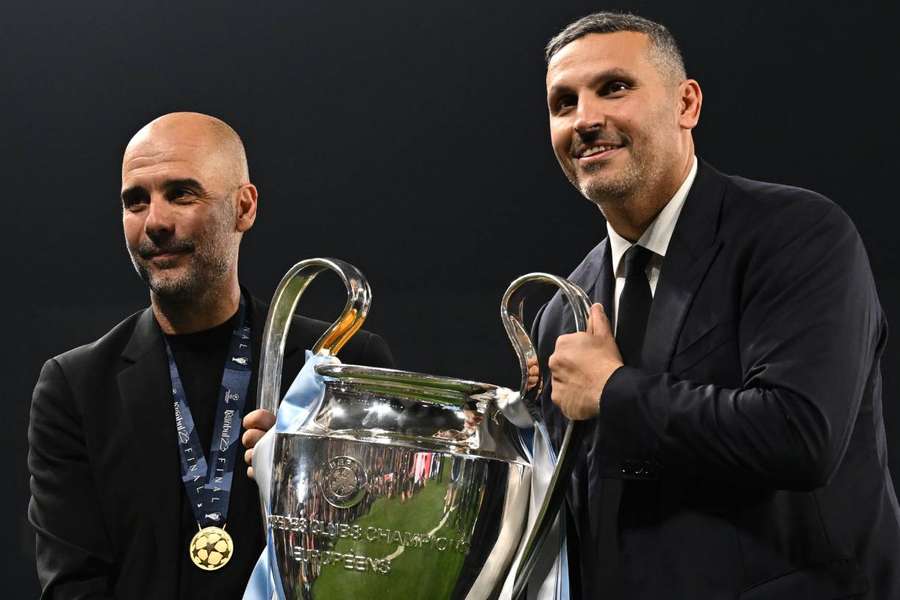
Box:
550 129 572 164
634 104 679 145
194 208 234 247
181 207 218 238
122 215 142 245
607 110 637 138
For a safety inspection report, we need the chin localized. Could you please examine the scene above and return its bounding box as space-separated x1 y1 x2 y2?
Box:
579 181 622 202
580 167 640 199
147 273 198 301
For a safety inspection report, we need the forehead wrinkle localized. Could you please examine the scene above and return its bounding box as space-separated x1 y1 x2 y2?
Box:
122 141 234 197
122 152 195 190
121 163 198 191
123 147 188 172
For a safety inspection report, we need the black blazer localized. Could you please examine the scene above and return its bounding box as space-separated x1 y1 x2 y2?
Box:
28 294 393 599
535 161 900 599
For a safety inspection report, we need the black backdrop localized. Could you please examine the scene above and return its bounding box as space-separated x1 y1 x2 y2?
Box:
2 0 895 595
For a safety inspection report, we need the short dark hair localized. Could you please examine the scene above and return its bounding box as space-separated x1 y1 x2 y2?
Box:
545 12 686 82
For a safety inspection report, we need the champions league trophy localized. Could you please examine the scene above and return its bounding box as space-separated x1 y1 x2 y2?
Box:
255 258 592 599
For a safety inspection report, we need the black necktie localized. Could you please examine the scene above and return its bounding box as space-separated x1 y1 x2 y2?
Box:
616 245 654 366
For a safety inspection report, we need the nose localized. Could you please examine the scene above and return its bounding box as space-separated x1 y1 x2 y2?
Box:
144 195 175 242
572 93 605 136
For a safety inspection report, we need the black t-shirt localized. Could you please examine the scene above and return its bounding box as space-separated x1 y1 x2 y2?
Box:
166 310 263 599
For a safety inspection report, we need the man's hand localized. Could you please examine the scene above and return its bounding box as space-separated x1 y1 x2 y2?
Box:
526 356 540 391
242 409 275 479
548 303 624 420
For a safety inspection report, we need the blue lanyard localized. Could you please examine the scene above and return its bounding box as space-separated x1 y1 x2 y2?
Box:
166 297 252 528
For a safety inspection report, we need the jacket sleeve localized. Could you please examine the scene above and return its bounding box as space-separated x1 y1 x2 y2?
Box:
597 202 885 490
28 358 117 599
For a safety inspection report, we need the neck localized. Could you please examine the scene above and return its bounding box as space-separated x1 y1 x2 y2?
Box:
151 278 241 335
602 201 661 243
601 152 694 242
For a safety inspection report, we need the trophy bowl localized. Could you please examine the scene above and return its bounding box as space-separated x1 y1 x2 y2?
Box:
268 365 531 599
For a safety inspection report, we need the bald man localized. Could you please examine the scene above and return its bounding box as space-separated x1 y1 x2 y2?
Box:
27 113 393 599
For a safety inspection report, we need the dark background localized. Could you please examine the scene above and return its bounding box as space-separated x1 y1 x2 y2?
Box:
1 0 894 595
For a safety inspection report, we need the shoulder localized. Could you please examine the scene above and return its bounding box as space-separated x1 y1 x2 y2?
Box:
707 165 878 313
32 308 148 426
49 309 147 375
715 166 857 243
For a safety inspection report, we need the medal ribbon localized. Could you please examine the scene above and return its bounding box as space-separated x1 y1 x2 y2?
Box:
166 296 252 529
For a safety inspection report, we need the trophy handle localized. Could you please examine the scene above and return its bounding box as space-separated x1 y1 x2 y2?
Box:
500 273 592 600
257 258 371 415
501 273 591 405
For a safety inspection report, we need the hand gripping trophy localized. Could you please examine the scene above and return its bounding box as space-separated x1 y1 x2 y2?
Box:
249 258 592 600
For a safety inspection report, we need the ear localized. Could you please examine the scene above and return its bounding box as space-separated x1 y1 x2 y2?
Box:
678 79 702 130
235 183 258 233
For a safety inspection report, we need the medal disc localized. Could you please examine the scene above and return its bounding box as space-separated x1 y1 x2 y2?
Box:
189 526 234 571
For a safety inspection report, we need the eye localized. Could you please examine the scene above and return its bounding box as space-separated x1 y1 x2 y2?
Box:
170 188 196 203
601 81 630 96
553 94 577 114
121 191 148 212
123 200 147 213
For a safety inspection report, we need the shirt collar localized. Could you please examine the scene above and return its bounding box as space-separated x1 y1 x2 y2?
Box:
607 155 698 276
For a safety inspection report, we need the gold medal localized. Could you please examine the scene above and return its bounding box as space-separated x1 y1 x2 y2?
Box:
189 525 234 571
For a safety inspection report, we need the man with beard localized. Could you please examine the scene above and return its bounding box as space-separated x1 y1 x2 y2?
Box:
27 112 393 599
533 12 900 600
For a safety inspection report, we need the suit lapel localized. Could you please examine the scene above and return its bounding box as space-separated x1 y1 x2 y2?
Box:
563 239 614 333
593 244 615 328
642 161 726 373
116 308 180 587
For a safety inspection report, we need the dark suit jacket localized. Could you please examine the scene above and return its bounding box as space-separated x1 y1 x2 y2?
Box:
28 294 393 599
535 161 900 599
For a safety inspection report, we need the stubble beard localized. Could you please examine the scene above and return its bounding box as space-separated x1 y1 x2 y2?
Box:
132 250 231 305
577 155 642 204
574 142 672 215
128 213 236 306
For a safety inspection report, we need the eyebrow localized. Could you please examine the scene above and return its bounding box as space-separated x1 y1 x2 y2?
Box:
120 185 146 206
120 178 207 204
548 67 637 98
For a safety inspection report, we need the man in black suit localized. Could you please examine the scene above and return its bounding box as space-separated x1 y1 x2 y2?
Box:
536 12 900 599
27 112 393 599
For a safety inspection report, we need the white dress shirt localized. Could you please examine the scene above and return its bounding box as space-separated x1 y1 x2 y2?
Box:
606 156 698 333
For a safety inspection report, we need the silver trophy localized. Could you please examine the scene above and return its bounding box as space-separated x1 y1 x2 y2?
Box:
257 258 591 599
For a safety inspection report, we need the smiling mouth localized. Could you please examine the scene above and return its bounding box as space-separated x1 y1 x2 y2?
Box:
575 144 622 160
